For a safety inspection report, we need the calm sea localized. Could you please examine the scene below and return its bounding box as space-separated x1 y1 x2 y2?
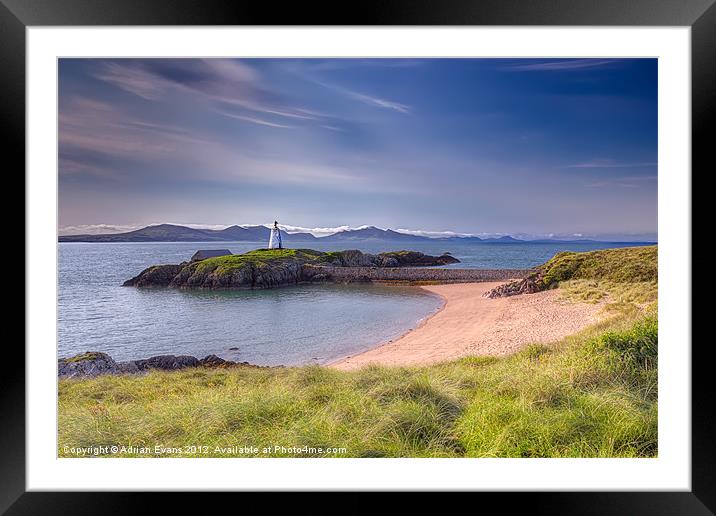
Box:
58 240 646 366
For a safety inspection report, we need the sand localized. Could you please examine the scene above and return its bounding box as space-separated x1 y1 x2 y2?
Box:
329 282 604 370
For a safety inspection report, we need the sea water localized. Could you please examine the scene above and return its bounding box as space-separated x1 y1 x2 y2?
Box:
58 240 646 365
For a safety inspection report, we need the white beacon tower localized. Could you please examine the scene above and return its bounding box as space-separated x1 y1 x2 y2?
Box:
268 220 283 249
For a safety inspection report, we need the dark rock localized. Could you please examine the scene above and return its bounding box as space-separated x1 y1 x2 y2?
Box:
376 251 460 267
252 261 303 289
376 256 399 267
116 360 141 374
199 354 233 367
133 355 201 371
335 249 376 267
58 352 120 379
228 347 239 351
58 351 268 378
300 264 330 282
484 276 542 298
123 264 184 287
437 254 460 265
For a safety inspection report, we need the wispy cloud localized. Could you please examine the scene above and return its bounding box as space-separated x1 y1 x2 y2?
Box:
58 157 122 181
394 228 474 238
217 111 294 129
585 181 639 188
347 91 411 113
309 78 411 114
95 59 259 102
94 62 168 100
297 59 424 72
93 59 325 128
256 108 319 120
58 95 379 191
585 175 657 188
59 97 213 163
502 59 617 72
277 224 354 236
566 159 657 169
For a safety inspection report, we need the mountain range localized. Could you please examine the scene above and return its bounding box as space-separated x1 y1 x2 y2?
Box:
58 223 653 244
58 224 316 243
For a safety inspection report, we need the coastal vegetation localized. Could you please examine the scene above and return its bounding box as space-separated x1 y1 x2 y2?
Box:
59 246 657 458
486 245 657 299
542 245 658 310
537 245 657 288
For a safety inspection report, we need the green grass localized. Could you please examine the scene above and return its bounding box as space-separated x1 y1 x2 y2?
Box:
63 352 106 364
60 245 658 458
193 248 334 274
559 279 658 305
184 249 350 283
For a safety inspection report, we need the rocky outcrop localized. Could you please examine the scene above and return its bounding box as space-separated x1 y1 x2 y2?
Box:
483 276 541 298
377 251 460 267
125 264 185 287
333 249 379 267
123 248 462 290
132 354 201 371
58 351 261 379
168 260 303 289
57 352 122 379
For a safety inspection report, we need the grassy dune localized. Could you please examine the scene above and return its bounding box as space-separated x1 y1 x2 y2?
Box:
58 246 658 458
537 245 657 289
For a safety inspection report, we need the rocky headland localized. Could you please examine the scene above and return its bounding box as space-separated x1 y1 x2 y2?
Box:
123 248 462 289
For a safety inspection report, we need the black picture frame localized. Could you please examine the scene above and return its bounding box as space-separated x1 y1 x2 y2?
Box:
4 0 712 512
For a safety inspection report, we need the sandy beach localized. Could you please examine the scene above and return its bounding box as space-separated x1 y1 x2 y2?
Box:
330 281 605 370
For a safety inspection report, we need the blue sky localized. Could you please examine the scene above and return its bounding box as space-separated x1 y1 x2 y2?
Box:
58 58 657 240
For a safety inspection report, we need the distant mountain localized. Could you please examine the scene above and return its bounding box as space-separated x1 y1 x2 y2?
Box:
280 230 317 242
212 225 316 242
58 222 652 245
480 235 521 243
446 235 520 243
525 238 656 245
441 236 482 242
59 224 223 242
58 224 317 243
436 235 527 243
319 226 431 242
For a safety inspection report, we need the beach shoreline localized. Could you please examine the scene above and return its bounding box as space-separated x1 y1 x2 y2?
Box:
329 281 605 370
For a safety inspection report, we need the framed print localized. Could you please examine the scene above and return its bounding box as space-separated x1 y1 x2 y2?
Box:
5 0 713 512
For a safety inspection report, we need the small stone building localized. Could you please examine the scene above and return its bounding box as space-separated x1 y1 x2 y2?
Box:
191 249 233 262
